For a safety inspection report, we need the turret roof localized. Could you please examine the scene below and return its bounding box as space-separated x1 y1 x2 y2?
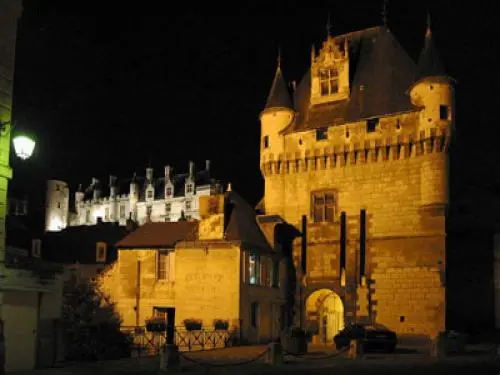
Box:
415 27 447 81
263 65 293 111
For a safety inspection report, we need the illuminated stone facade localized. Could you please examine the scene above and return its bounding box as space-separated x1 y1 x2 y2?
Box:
45 160 222 232
259 25 453 341
98 192 285 344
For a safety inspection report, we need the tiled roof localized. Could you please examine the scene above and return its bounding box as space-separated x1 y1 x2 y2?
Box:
284 26 419 133
263 65 293 111
116 221 198 249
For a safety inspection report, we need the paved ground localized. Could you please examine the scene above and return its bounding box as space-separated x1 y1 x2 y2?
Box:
9 343 500 375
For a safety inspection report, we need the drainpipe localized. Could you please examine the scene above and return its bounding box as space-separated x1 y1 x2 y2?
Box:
135 260 141 327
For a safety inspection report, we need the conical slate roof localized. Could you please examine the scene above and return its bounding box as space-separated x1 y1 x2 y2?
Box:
416 28 446 80
264 65 293 111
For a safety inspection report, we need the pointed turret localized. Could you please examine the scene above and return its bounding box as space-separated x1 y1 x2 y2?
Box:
263 57 293 111
415 15 447 81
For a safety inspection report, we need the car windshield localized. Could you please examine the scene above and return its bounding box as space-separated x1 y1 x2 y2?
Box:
363 324 389 330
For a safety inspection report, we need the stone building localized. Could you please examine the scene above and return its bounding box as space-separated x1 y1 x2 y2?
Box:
45 160 222 232
257 22 453 343
98 191 285 344
1 1 64 371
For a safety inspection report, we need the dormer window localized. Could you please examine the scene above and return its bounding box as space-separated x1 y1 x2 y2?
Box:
166 186 173 197
186 200 192 211
147 189 154 199
319 68 339 96
186 184 193 194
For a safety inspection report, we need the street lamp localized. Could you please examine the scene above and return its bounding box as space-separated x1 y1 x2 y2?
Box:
0 120 36 159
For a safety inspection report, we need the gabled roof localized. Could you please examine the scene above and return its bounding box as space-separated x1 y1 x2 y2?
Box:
116 221 198 249
285 26 419 133
415 28 447 81
224 191 272 252
263 65 293 112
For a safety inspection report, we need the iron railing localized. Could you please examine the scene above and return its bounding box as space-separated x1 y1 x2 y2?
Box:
120 326 237 356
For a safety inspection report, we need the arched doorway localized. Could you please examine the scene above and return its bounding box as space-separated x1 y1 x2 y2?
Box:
305 289 344 344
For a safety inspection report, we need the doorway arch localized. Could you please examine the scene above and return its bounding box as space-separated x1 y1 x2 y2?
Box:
305 289 344 344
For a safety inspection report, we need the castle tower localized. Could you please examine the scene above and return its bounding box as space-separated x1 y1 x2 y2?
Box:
109 175 118 221
129 173 139 220
45 180 69 232
74 184 84 216
409 17 454 212
259 55 295 170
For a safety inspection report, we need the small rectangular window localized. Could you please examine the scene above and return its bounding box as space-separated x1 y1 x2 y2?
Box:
147 190 153 199
165 203 171 212
366 118 379 133
146 205 152 217
185 200 191 210
251 302 259 328
157 250 170 280
166 186 173 196
263 135 269 149
316 128 328 141
249 254 261 285
119 205 125 219
312 191 336 223
439 105 449 120
186 184 193 194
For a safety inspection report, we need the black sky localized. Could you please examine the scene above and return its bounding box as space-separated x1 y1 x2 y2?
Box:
8 0 499 220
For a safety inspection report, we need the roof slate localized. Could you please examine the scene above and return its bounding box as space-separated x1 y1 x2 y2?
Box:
263 66 293 111
284 26 420 133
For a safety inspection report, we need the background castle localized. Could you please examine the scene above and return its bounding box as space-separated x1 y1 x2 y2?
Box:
45 160 222 232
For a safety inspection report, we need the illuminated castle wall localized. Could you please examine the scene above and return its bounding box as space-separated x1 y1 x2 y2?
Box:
259 24 453 340
45 160 222 232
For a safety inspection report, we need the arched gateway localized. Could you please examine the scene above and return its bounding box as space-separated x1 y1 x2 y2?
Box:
305 289 344 344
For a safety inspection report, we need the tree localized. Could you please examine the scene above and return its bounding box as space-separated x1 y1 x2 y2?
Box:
61 279 132 361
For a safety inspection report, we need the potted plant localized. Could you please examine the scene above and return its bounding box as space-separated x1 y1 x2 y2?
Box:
183 319 202 331
145 316 167 332
213 320 229 330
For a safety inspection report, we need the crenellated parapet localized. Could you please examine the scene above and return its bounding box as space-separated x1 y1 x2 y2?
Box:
260 128 450 176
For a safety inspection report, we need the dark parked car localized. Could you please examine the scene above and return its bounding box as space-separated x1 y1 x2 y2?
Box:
334 323 397 352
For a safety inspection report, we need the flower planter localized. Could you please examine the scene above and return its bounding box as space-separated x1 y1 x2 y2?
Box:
214 320 229 330
183 320 202 331
146 318 167 332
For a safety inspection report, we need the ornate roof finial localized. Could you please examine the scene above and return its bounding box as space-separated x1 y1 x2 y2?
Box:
326 12 332 37
277 47 282 70
426 12 432 37
381 0 388 28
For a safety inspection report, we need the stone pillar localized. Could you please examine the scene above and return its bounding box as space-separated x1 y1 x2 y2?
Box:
160 344 180 372
267 342 282 366
348 339 364 359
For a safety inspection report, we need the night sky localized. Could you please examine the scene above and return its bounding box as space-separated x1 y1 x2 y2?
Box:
8 0 498 225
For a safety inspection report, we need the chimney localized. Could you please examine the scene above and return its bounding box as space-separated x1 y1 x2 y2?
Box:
109 175 117 187
205 160 210 172
189 161 195 177
146 167 154 182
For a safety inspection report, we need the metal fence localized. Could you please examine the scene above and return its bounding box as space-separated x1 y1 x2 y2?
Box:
121 326 237 356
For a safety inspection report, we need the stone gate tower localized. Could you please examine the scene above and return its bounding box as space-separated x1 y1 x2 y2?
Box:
258 22 454 342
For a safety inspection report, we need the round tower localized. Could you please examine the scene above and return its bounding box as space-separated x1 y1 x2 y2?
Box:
260 55 294 217
409 20 455 211
45 180 69 232
259 57 294 170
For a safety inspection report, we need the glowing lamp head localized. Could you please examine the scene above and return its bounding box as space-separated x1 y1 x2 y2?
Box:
12 135 35 160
